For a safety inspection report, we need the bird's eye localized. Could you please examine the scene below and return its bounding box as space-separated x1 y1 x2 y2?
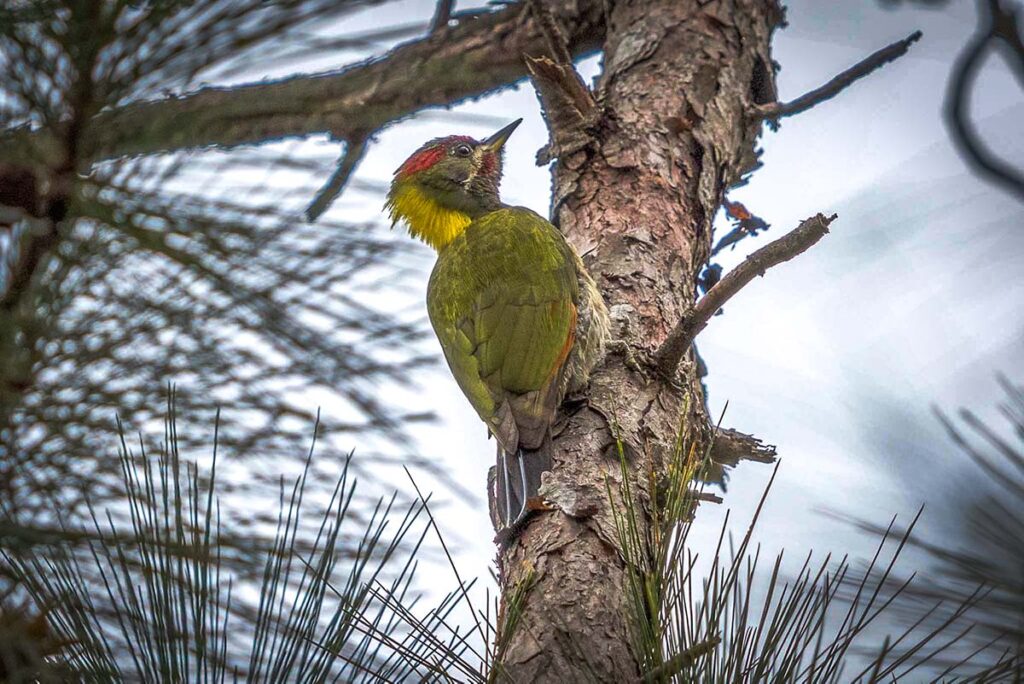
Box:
453 143 473 157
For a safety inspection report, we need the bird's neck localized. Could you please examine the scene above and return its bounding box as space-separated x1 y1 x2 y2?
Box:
387 181 498 251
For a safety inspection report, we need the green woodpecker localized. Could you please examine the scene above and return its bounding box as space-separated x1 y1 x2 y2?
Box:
385 119 608 534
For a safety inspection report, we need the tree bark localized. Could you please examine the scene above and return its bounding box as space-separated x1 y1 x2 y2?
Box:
498 1 782 679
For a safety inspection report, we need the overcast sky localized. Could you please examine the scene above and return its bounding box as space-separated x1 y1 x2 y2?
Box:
179 0 1024 658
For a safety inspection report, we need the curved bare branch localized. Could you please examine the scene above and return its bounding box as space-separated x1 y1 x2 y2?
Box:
944 0 1024 203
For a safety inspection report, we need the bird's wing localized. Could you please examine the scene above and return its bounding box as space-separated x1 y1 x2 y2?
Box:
427 207 580 452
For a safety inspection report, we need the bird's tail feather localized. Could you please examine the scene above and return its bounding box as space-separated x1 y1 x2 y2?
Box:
490 433 551 539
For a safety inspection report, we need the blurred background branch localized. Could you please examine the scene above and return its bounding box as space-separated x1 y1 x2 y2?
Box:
946 0 1024 201
0 0 606 164
881 0 1023 201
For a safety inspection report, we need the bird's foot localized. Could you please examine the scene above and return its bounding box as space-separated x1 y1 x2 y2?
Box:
492 497 553 547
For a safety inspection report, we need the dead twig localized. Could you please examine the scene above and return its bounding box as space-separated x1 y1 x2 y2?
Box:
753 31 922 121
709 428 777 467
655 213 837 379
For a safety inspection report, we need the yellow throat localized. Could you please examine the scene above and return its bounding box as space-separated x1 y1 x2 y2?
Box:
386 183 472 252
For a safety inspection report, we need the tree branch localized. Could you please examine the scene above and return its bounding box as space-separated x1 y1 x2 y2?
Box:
753 31 922 120
0 221 58 313
655 212 837 379
525 0 599 164
710 428 777 467
304 136 369 223
0 1 605 165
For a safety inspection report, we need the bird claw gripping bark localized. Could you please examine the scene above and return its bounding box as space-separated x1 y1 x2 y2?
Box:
492 495 556 546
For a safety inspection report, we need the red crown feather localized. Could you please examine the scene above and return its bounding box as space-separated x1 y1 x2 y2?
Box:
395 136 477 178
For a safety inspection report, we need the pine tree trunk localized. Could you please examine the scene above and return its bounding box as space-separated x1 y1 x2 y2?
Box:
497 1 782 679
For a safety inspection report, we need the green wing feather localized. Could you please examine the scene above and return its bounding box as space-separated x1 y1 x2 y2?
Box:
426 207 579 452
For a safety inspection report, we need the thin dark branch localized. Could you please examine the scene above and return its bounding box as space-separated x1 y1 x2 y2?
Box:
753 31 922 120
305 136 369 223
983 0 1024 83
0 163 72 314
945 0 1024 202
430 0 455 33
0 220 57 312
655 212 837 379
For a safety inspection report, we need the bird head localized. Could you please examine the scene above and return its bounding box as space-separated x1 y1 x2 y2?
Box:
385 118 521 251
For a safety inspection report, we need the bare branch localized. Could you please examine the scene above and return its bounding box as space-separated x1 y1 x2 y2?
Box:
753 31 922 120
0 1 606 165
945 0 1024 202
430 0 455 33
655 212 837 379
305 136 369 223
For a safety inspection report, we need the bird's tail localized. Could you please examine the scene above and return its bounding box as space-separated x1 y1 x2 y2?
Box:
490 433 551 541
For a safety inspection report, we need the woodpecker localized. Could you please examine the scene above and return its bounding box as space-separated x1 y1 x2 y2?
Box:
385 119 608 535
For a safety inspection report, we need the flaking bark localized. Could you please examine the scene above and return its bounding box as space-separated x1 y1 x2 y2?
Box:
498 1 783 679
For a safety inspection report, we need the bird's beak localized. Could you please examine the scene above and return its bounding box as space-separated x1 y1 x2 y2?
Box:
481 118 523 152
